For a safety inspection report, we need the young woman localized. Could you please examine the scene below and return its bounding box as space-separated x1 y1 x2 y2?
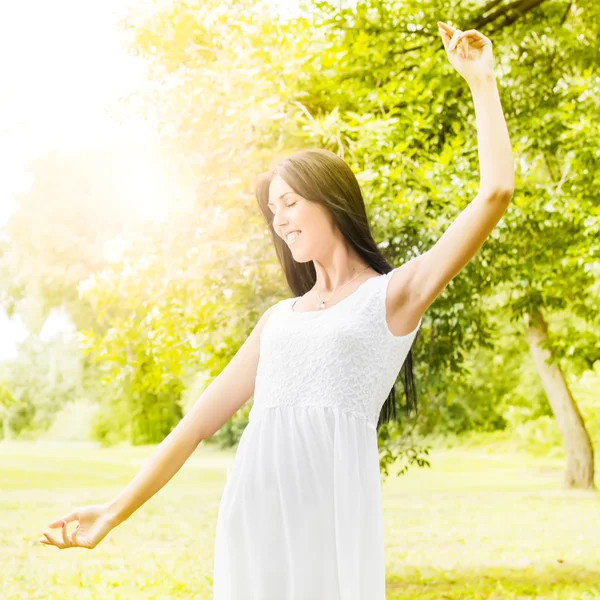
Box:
40 21 514 600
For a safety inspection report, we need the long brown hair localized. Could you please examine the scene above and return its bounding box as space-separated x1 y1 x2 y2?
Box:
254 148 418 430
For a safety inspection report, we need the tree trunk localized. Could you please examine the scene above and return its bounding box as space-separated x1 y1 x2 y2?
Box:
524 308 596 490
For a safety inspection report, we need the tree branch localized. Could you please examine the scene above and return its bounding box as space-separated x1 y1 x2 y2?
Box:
474 0 549 31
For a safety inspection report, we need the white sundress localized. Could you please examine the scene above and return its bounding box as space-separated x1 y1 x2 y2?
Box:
213 268 422 600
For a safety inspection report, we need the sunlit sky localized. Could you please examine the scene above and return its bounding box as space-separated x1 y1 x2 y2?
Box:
0 0 309 360
0 0 152 224
0 0 159 359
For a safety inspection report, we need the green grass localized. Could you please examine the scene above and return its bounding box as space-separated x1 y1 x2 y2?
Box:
1 439 598 599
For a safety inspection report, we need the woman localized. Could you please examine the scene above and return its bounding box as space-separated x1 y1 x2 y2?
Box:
40 21 514 599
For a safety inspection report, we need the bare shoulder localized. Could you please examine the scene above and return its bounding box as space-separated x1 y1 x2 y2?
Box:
247 303 278 346
385 257 425 337
256 303 277 332
236 301 278 361
192 301 279 440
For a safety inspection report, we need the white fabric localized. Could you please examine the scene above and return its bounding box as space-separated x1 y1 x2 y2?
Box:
213 268 422 599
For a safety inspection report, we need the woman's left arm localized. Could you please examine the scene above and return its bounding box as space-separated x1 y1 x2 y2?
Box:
393 23 515 316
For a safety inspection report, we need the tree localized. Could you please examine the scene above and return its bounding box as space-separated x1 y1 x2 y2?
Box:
290 0 598 489
70 0 598 488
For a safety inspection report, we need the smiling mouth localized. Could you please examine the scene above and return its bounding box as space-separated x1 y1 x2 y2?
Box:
286 231 301 244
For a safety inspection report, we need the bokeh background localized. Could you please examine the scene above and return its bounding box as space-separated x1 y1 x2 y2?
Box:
0 0 598 598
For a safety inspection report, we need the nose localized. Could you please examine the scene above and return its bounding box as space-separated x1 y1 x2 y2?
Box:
272 215 289 234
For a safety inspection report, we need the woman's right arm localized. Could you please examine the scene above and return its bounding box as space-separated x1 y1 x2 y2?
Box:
41 303 276 549
106 302 276 526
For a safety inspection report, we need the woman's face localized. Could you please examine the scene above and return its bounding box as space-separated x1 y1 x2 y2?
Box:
268 174 336 263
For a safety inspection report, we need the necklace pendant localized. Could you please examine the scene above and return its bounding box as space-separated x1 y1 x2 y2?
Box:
316 300 326 309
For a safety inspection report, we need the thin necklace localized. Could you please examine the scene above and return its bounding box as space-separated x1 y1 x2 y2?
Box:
315 265 371 310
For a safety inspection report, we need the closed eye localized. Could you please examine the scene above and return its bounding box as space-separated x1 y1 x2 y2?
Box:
268 201 296 213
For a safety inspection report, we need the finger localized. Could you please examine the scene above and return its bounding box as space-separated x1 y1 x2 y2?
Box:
461 37 469 59
61 521 72 548
437 21 455 36
456 30 491 48
48 511 77 528
437 26 451 50
448 30 462 52
39 538 55 547
42 530 61 548
437 22 456 47
457 29 491 43
71 524 80 546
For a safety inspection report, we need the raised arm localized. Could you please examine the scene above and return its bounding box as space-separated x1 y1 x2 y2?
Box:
387 23 515 333
40 303 276 549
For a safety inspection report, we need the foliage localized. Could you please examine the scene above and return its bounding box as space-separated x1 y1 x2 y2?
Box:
376 417 432 479
77 209 283 444
286 0 599 442
0 146 142 333
209 401 253 449
0 380 16 408
43 400 98 443
1 0 598 468
0 330 86 439
72 0 598 453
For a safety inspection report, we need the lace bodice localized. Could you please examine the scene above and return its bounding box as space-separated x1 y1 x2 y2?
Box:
250 269 422 430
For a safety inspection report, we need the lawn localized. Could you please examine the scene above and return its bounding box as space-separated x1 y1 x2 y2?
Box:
1 439 598 599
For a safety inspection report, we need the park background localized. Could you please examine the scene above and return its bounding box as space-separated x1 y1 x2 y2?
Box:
0 0 598 598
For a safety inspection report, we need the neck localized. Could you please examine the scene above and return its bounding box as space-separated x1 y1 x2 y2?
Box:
315 264 370 297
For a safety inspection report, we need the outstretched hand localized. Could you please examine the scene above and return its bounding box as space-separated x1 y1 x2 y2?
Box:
437 21 496 85
39 503 116 550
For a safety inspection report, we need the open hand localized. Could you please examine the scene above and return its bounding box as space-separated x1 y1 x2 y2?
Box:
437 21 495 84
39 503 116 550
